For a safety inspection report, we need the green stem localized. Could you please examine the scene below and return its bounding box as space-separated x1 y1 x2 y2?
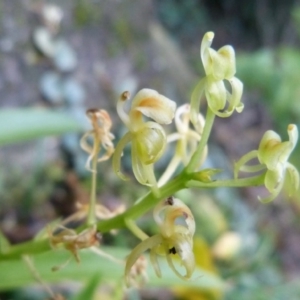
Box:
96 174 187 233
87 146 99 226
185 107 215 173
186 173 265 188
125 219 149 241
0 174 265 261
0 174 186 261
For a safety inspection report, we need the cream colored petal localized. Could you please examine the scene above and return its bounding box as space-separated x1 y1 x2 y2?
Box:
190 78 206 131
227 77 244 112
208 45 236 81
257 130 282 166
131 89 176 124
125 234 163 286
132 141 148 185
174 104 190 134
132 142 158 187
155 198 195 238
234 150 259 179
264 169 283 193
286 163 300 196
215 45 236 80
205 79 227 114
164 235 195 280
117 91 131 128
135 122 166 164
150 247 162 278
214 77 244 118
258 179 284 204
200 31 215 76
153 197 183 227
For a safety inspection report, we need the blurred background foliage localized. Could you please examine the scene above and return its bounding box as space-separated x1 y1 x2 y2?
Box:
0 0 300 299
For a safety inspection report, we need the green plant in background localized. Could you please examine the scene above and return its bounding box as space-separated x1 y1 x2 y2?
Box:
0 31 299 300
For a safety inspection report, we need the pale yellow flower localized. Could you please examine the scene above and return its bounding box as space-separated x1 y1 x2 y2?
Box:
235 124 299 203
191 32 244 127
113 89 176 188
125 197 195 286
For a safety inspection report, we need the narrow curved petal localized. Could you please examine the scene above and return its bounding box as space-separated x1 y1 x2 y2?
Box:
226 77 244 114
80 131 94 154
154 198 195 237
200 31 215 76
125 234 163 287
80 131 97 171
131 89 176 124
190 78 206 131
150 247 162 278
234 150 259 179
286 163 300 196
112 132 132 181
258 180 284 204
164 237 195 280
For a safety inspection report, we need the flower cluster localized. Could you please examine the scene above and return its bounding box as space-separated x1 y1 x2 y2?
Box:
125 196 195 286
191 32 244 129
235 124 299 203
113 89 176 189
43 31 299 290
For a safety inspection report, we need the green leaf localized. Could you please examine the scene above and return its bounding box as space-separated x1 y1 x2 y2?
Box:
0 246 224 292
72 272 102 300
0 109 84 146
0 231 10 254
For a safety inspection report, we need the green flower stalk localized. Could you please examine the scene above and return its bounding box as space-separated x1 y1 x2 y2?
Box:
235 124 299 203
80 109 115 225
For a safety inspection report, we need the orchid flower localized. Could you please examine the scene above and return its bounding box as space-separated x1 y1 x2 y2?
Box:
80 109 115 171
113 89 176 188
191 32 244 128
125 197 195 286
234 124 299 203
158 104 207 186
